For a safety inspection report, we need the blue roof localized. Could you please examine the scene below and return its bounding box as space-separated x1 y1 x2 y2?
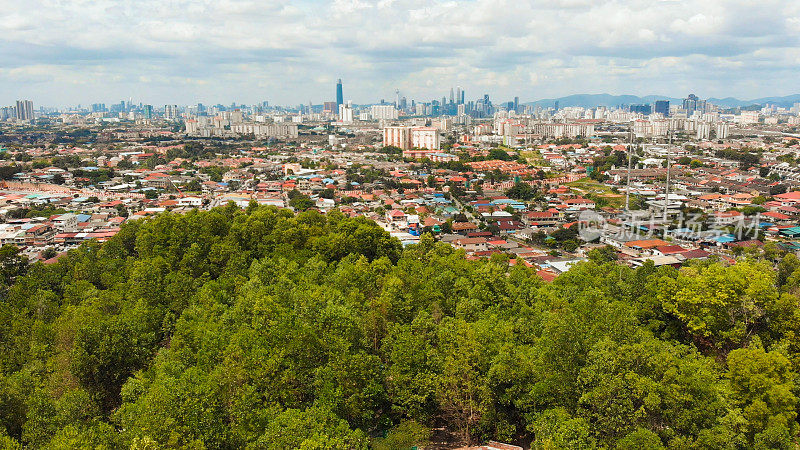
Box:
492 199 522 205
781 227 800 236
76 214 91 222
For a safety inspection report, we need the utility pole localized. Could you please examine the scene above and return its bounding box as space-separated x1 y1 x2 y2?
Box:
625 130 633 211
663 130 672 239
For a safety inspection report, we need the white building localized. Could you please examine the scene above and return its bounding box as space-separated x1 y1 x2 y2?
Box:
371 104 398 120
164 105 179 120
338 102 354 124
738 111 760 125
715 122 730 139
383 126 412 149
696 122 712 140
411 127 440 150
383 126 440 150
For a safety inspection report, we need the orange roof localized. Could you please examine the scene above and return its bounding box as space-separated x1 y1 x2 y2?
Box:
537 269 558 282
625 239 670 249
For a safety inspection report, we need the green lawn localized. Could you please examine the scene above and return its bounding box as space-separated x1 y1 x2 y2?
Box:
567 177 625 208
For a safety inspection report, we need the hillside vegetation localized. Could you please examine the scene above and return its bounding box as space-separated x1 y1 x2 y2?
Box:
1 204 800 449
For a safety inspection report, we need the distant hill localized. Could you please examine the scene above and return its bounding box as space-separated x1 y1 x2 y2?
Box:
525 93 800 109
747 94 800 108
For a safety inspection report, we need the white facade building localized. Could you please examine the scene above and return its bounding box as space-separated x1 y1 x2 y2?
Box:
411 127 440 150
338 103 354 124
371 105 398 120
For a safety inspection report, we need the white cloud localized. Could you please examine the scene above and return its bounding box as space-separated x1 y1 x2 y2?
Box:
0 0 797 106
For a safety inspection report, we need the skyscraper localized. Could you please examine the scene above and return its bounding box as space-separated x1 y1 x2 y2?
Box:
142 104 153 120
15 100 33 121
336 79 343 108
654 100 670 117
682 94 706 115
164 105 179 120
449 88 455 105
456 86 463 105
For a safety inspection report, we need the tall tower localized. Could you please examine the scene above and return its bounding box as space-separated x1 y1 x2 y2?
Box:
15 100 33 121
336 79 343 108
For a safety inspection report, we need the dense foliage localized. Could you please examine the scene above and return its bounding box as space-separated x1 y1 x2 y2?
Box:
2 204 800 448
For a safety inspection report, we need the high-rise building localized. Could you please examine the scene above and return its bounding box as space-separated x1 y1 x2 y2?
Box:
15 100 33 121
338 102 353 124
384 126 412 149
682 94 707 115
164 105 179 120
323 102 337 113
336 79 343 108
449 88 455 105
411 127 440 150
371 105 398 120
456 86 463 105
715 122 730 139
696 121 711 140
142 104 153 120
654 100 670 116
514 96 519 113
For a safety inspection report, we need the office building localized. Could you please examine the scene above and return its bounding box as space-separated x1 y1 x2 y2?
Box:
323 102 337 113
654 100 670 116
142 104 153 120
164 105 179 120
683 94 707 115
15 100 33 121
336 79 343 108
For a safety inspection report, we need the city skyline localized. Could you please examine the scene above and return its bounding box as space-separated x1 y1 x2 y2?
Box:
1 0 799 107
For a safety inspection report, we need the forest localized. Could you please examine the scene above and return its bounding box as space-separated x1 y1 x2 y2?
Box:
1 203 800 449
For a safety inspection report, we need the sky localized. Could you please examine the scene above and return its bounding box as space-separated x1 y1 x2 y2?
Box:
1 0 799 107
